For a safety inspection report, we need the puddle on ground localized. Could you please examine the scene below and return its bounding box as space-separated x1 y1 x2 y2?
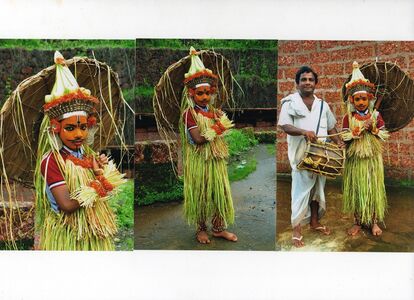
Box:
277 178 414 252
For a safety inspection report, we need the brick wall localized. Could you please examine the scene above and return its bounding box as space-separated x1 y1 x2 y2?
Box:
277 40 414 181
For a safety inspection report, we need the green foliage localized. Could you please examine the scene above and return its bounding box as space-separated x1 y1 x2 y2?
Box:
228 157 257 181
254 131 276 143
136 177 183 206
109 180 134 229
266 144 276 155
0 39 135 50
137 39 277 50
225 128 258 157
121 85 154 104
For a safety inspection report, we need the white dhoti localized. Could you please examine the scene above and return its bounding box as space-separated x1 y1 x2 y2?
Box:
291 170 326 228
278 92 337 228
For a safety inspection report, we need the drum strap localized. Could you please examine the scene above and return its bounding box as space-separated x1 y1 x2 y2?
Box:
315 100 324 135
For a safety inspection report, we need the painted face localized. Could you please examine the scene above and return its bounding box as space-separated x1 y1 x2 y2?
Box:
297 72 316 96
192 85 212 107
352 93 369 112
58 115 88 150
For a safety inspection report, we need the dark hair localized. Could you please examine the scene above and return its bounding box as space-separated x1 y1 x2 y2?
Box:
295 66 318 84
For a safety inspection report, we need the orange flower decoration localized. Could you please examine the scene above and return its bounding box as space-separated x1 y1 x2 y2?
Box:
352 126 361 136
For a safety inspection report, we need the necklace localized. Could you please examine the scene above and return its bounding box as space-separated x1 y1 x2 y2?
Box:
353 112 371 121
66 154 94 169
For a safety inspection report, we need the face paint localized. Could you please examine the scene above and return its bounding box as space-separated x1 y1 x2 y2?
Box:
58 115 88 150
192 85 212 107
352 93 369 112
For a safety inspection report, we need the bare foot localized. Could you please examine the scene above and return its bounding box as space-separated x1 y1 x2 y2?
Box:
292 225 304 248
212 230 238 242
196 231 211 244
347 224 361 236
372 223 383 236
310 222 331 235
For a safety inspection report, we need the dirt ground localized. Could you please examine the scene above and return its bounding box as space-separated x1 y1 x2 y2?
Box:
276 177 414 252
135 144 276 250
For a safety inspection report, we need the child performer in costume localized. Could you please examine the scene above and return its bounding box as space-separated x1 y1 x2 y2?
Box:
35 51 126 250
180 47 237 244
341 61 389 236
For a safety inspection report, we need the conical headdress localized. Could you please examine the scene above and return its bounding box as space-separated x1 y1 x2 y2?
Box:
345 61 375 98
43 51 99 120
183 47 218 89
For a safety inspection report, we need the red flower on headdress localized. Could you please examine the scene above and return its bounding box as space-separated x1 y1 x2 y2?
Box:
87 116 97 128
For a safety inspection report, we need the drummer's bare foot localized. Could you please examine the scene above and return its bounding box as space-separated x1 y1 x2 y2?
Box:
347 224 361 236
196 231 210 244
292 225 304 247
371 223 383 236
310 222 331 235
212 230 238 242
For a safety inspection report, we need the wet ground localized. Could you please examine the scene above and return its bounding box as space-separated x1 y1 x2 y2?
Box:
277 177 414 252
135 144 276 250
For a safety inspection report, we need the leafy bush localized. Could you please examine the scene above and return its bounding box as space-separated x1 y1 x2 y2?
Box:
225 128 258 157
109 180 134 229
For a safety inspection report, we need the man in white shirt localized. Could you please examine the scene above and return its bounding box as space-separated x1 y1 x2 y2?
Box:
278 66 344 247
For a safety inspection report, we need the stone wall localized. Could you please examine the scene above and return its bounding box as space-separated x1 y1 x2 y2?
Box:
277 40 414 181
136 47 277 112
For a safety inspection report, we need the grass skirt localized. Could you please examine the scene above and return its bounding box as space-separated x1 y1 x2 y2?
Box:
342 134 387 224
183 146 234 228
40 201 116 251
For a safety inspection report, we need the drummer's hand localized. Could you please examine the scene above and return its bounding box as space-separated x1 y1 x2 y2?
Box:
215 109 224 118
364 119 373 131
303 130 317 142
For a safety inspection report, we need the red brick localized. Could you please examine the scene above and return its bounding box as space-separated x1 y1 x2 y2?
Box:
408 55 414 72
320 41 339 50
378 42 401 56
311 64 323 76
284 67 300 80
324 91 342 102
330 49 349 62
295 54 310 66
400 41 414 52
405 129 414 141
277 141 288 152
278 80 296 94
310 52 330 64
277 162 291 173
386 56 407 69
388 130 405 142
278 55 295 67
277 130 286 140
318 77 345 90
279 41 303 54
351 45 376 60
277 68 284 80
384 142 411 157
320 40 364 50
301 41 317 51
323 63 345 76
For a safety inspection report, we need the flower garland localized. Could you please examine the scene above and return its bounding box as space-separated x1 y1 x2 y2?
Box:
66 155 115 198
353 112 372 121
66 155 94 169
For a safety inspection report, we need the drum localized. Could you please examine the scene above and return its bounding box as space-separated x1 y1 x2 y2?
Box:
297 141 345 179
